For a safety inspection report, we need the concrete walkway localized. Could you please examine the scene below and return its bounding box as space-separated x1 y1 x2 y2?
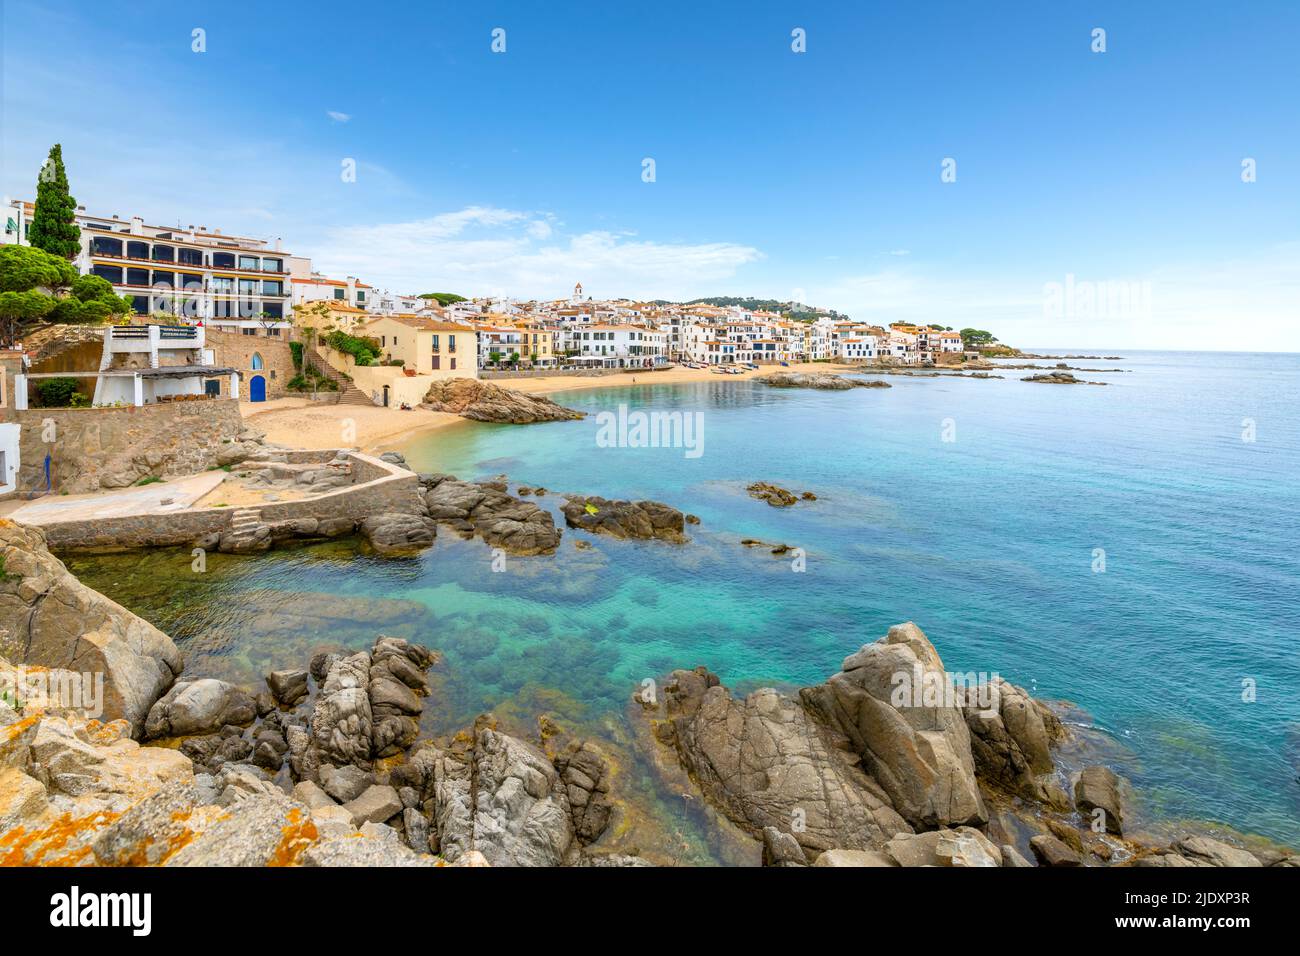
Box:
5 471 228 524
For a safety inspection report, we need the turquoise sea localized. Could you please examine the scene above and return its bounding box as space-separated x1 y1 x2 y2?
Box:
69 351 1300 848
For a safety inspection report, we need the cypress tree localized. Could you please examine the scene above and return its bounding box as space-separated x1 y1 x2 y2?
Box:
28 144 81 259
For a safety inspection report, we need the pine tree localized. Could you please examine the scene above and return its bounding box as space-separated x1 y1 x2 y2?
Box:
28 144 81 259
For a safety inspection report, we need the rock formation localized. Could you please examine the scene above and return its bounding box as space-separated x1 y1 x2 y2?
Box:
559 495 687 542
755 372 890 390
747 481 816 507
421 378 585 423
0 520 182 736
422 474 561 555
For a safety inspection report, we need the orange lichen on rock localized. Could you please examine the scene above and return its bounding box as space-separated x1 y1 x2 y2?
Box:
0 809 119 866
268 807 319 867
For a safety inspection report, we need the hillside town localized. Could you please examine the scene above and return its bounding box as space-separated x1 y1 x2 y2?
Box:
3 196 977 401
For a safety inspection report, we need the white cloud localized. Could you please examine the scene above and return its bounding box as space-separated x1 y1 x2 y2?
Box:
310 207 762 300
802 243 1300 350
326 111 351 123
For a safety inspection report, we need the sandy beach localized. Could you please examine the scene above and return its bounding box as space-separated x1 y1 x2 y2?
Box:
240 364 849 454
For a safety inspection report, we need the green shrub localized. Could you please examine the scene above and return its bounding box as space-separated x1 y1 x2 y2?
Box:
34 377 79 407
324 330 380 366
289 340 304 370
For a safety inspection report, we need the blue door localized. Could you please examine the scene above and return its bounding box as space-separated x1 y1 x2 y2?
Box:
249 375 266 402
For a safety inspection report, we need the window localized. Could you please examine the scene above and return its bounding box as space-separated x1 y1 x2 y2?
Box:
212 252 235 269
262 303 283 319
126 267 149 286
238 278 258 294
179 273 203 292
91 236 123 256
262 258 282 273
242 327 256 336
251 353 264 370
333 289 344 300
262 281 282 296
152 270 175 288
431 335 440 352
127 240 149 260
449 335 456 352
131 295 150 314
152 245 174 262
265 326 281 336
178 248 203 266
450 357 456 370
91 264 123 283
238 255 260 270
432 355 440 370
210 277 233 293
355 291 365 302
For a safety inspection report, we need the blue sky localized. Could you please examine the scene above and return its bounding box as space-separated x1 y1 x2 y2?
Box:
3 0 1298 349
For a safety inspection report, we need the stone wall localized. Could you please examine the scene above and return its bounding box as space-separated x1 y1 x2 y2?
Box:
36 451 424 552
205 328 297 401
14 399 245 495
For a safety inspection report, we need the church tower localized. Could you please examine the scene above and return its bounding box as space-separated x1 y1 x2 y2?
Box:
571 281 583 304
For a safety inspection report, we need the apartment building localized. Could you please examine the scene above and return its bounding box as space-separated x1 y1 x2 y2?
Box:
362 314 477 377
562 324 667 368
292 273 371 311
5 200 294 323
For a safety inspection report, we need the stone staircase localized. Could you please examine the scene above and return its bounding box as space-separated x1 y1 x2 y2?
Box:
220 507 269 553
305 347 374 406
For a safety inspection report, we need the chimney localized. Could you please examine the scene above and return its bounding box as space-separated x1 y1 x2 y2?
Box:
130 216 144 235
274 237 282 252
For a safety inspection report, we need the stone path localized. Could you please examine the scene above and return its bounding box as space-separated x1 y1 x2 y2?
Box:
4 471 228 524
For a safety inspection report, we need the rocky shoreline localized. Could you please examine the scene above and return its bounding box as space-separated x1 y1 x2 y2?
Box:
1 522 1292 867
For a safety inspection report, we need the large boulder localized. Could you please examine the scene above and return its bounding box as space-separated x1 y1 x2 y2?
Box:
430 724 576 867
1073 765 1125 835
359 513 437 555
965 677 1069 808
0 521 183 736
306 652 374 772
656 667 910 860
421 378 585 423
560 496 687 542
144 679 257 740
884 827 1003 867
802 622 986 829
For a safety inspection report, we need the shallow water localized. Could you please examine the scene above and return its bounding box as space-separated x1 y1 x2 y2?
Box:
68 350 1300 847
